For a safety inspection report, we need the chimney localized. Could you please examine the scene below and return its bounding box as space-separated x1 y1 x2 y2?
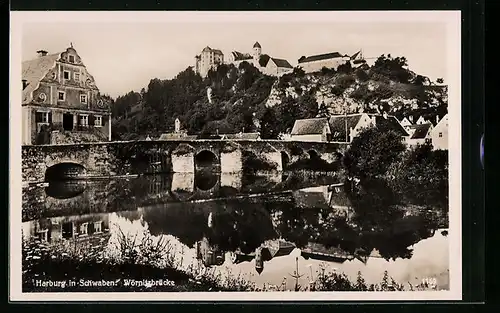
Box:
436 115 440 125
37 50 48 57
22 79 27 90
383 111 388 119
409 115 414 123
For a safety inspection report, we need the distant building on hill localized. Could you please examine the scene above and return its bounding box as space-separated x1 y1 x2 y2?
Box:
297 51 351 74
194 46 224 77
226 42 294 77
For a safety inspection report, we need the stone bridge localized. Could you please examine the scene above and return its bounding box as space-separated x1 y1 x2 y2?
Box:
22 139 349 183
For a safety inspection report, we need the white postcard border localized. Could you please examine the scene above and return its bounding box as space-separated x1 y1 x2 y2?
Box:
9 10 462 302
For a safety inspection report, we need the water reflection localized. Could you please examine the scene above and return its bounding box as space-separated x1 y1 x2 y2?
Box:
22 171 448 289
45 181 87 199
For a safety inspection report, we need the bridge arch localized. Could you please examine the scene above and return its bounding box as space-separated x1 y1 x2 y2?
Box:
307 149 319 160
194 150 219 170
195 171 219 191
45 162 86 181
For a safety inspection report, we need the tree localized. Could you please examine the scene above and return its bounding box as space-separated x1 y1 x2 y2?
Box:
436 78 444 84
343 127 406 180
387 143 449 209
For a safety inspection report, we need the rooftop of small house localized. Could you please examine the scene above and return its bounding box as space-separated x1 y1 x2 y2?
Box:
158 132 197 141
219 132 261 140
269 57 293 69
290 118 330 136
329 113 410 140
298 51 349 64
22 51 62 104
407 123 433 139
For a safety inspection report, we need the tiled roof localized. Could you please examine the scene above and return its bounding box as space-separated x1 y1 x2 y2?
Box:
350 50 361 60
22 53 61 104
220 132 260 140
328 188 352 207
298 52 345 64
267 240 295 258
158 133 197 140
373 115 410 137
231 51 253 61
407 123 432 139
292 190 329 209
270 57 293 69
290 118 329 136
202 46 223 54
328 114 363 142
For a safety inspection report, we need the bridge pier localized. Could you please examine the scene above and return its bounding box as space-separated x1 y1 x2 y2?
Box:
220 142 243 173
260 144 283 172
171 144 195 173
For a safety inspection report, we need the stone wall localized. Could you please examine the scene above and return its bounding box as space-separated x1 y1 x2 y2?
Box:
21 140 348 184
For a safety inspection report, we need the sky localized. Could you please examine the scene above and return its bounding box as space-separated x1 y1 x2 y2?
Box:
21 17 449 99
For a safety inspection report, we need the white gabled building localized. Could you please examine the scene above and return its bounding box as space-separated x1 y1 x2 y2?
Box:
429 113 448 150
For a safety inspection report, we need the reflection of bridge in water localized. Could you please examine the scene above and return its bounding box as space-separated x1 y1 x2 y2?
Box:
22 171 346 222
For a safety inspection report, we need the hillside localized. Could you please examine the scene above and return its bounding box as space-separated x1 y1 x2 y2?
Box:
111 55 448 140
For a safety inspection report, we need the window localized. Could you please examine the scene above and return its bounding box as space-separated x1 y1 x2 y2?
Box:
63 71 70 80
36 111 50 124
37 229 49 242
94 221 102 233
79 223 88 236
80 94 88 104
79 114 89 126
74 72 80 81
69 55 75 63
94 115 102 127
439 132 443 138
58 91 66 101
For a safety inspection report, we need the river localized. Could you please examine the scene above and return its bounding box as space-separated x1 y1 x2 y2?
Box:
21 171 449 291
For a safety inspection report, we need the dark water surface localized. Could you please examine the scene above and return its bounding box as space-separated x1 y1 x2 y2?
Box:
22 171 449 290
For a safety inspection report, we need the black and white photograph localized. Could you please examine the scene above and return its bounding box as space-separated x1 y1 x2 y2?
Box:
10 11 461 301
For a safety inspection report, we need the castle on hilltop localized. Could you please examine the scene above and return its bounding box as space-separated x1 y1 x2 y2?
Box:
194 42 294 78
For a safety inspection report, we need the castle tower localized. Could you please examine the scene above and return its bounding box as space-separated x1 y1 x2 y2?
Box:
252 42 262 61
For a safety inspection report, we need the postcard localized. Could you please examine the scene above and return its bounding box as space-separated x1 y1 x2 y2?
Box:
10 10 461 301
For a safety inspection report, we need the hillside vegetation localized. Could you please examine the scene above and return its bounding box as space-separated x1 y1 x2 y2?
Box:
111 55 448 140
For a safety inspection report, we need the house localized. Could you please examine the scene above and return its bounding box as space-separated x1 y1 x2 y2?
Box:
195 236 225 267
399 116 413 127
226 42 292 77
415 116 431 125
328 112 410 143
265 57 293 76
226 42 267 69
21 45 112 145
300 242 355 263
194 46 224 77
22 212 110 243
405 123 433 146
429 113 448 150
297 51 351 74
288 117 331 142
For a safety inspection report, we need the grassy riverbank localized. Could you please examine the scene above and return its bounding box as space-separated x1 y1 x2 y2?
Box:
22 227 442 292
